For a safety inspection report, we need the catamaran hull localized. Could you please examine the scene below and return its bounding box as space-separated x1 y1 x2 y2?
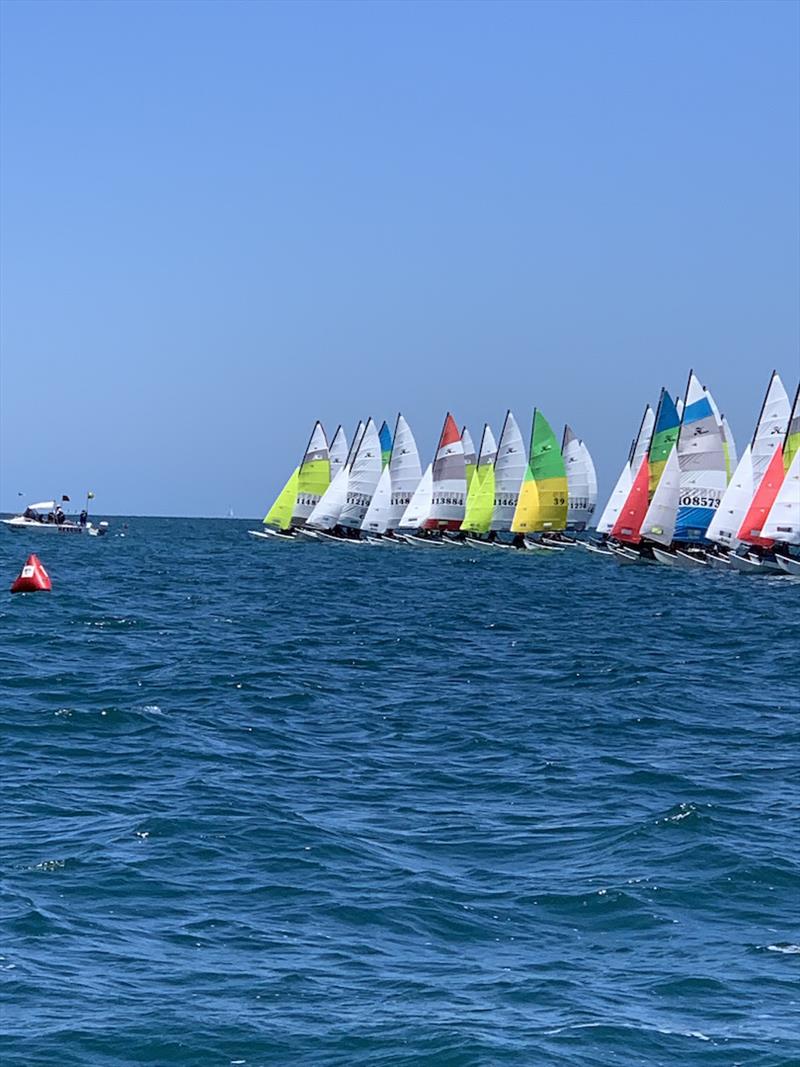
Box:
610 545 650 565
249 528 295 542
776 555 800 575
651 546 708 569
726 553 782 574
402 534 449 549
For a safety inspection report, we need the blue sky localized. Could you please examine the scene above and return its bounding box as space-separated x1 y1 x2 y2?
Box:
1 0 797 516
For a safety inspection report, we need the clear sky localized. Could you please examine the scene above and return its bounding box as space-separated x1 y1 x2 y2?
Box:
1 0 797 517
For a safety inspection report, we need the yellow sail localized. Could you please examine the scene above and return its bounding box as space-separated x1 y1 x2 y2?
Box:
264 468 299 529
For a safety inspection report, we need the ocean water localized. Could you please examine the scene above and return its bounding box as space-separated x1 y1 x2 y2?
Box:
1 518 798 1067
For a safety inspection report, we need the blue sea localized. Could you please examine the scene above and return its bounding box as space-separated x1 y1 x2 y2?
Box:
1 518 798 1066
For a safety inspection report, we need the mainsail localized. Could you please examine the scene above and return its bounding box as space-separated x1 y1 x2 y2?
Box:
707 372 789 548
563 426 597 531
752 371 790 483
291 421 330 523
631 405 656 474
762 448 800 544
461 427 477 492
461 424 497 535
379 421 393 468
673 373 727 543
329 425 349 473
385 414 423 530
721 416 737 481
339 418 383 529
306 421 364 529
423 414 467 530
491 410 526 531
595 405 653 535
363 414 422 534
647 390 681 496
784 385 800 472
510 410 568 533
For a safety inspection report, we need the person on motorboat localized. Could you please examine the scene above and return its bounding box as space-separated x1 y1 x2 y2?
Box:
79 510 88 526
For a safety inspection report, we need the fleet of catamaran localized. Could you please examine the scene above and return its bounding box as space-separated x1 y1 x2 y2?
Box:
250 369 800 574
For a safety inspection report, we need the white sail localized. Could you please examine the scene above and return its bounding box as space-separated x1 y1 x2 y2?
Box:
399 463 433 528
563 426 596 531
706 444 754 547
329 425 348 472
339 418 382 529
384 414 423 530
478 424 498 465
361 464 392 534
424 413 466 529
307 466 349 529
596 462 633 534
761 448 800 544
291 421 330 523
752 372 790 482
462 426 477 470
582 442 598 521
675 396 684 420
631 406 656 472
673 375 727 543
640 447 681 545
491 410 526 531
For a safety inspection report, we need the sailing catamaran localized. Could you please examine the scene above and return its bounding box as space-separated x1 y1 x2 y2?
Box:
562 426 598 534
361 414 423 541
401 413 466 546
706 371 790 568
461 424 498 546
589 403 655 553
252 421 331 540
608 389 681 562
510 409 569 550
641 372 728 567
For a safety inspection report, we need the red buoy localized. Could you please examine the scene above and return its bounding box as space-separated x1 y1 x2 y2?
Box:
11 554 52 593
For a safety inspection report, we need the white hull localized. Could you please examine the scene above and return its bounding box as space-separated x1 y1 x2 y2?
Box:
249 527 295 542
294 527 320 541
402 534 449 549
2 517 105 536
464 536 513 551
727 552 776 574
651 546 708 569
776 555 800 576
610 544 650 565
705 552 731 569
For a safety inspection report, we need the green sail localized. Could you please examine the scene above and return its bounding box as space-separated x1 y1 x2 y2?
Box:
264 467 299 529
647 389 681 496
512 409 568 532
785 386 800 471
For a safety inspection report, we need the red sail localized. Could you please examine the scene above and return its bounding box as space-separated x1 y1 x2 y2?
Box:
439 412 460 448
611 455 649 543
737 446 784 547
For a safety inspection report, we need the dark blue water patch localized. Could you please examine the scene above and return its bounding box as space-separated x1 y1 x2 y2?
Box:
1 518 798 1065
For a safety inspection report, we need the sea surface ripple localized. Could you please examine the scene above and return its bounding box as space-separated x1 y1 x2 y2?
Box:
1 518 798 1066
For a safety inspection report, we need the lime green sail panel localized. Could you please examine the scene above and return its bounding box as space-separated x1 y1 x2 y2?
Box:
292 421 330 523
647 389 680 497
462 465 495 533
510 410 568 532
785 386 800 471
264 467 299 530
